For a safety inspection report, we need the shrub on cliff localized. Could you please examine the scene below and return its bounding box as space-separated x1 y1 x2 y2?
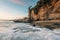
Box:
34 0 51 8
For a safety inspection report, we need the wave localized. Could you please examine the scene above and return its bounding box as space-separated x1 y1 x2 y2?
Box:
0 21 60 40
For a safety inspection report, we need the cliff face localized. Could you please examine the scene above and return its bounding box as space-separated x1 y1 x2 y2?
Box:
28 0 60 21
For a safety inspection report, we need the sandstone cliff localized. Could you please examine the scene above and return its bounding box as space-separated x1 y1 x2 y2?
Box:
28 0 60 21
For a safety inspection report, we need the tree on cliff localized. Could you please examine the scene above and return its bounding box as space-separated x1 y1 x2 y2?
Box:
34 0 51 8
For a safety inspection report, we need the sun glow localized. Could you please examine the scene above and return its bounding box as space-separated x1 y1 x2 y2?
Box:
0 3 25 20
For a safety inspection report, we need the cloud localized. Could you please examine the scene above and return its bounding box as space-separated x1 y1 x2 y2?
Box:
9 0 26 6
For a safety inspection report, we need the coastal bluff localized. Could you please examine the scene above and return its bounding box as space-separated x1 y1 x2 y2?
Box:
28 0 60 21
28 0 60 29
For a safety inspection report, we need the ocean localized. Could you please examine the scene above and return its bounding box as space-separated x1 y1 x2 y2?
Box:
0 20 60 40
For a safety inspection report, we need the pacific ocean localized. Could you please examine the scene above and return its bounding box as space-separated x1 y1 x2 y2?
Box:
0 20 60 40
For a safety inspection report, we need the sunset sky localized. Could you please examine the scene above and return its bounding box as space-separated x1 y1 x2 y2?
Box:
0 0 38 20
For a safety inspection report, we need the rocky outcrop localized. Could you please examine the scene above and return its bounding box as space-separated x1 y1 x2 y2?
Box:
28 0 60 21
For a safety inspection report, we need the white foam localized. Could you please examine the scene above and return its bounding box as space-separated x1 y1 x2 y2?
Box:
0 21 60 40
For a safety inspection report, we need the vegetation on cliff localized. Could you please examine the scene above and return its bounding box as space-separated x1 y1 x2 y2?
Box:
34 0 51 8
32 0 59 14
31 0 51 14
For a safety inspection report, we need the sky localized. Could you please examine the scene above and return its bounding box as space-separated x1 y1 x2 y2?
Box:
0 0 38 20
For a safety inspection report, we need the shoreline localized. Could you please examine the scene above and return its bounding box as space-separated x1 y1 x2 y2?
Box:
13 20 60 30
